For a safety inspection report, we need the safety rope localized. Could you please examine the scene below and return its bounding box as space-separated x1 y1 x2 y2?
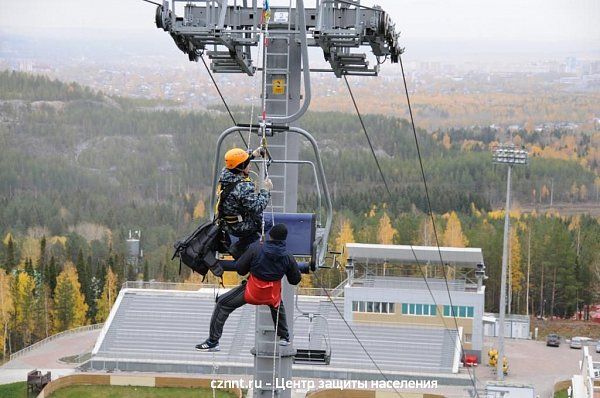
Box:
255 5 282 397
211 283 219 398
247 102 255 150
271 299 281 398
259 0 271 243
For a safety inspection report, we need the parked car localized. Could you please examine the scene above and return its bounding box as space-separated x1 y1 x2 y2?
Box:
596 340 600 353
570 336 583 349
546 334 560 347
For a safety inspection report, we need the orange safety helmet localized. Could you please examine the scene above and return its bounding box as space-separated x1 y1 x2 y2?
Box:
224 148 250 170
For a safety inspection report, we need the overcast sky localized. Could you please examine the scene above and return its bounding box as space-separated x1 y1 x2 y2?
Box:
0 0 598 63
1 0 598 41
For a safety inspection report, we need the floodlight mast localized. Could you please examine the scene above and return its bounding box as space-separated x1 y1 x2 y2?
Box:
154 1 403 396
492 143 528 381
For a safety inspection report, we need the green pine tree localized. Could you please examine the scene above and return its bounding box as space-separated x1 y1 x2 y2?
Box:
143 260 150 282
6 238 16 271
46 256 58 297
24 258 35 278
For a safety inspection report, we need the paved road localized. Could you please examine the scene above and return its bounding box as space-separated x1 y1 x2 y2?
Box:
0 329 100 384
428 337 600 398
484 336 600 396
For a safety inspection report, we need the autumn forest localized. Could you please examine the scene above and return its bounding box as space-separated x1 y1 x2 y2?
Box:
0 71 599 360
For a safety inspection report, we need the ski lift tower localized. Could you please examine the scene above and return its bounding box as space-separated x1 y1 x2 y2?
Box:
153 1 402 396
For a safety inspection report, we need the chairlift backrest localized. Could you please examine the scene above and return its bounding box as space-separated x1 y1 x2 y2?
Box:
226 212 316 271
271 213 316 259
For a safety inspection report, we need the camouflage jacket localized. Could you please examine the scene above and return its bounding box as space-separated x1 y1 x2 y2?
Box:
216 168 270 237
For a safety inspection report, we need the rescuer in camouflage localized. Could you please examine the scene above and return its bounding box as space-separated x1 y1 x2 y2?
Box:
217 147 272 258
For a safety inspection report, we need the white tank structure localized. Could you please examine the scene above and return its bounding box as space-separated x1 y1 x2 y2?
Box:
126 230 142 273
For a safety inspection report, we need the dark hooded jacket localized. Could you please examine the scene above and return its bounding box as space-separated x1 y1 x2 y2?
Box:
217 168 270 237
236 240 301 285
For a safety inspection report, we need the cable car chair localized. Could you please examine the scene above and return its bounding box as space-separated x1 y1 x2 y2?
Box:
208 124 335 364
209 125 333 272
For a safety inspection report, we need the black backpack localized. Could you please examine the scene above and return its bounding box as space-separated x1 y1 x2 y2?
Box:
172 181 238 278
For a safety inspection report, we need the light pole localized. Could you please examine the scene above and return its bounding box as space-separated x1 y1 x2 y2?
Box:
492 143 528 381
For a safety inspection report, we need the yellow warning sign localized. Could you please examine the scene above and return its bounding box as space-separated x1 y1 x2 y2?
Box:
272 79 285 95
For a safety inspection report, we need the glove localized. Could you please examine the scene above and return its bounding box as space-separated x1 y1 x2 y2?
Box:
252 147 266 158
263 178 273 191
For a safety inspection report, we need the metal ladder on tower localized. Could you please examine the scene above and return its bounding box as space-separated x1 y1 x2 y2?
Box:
261 2 297 213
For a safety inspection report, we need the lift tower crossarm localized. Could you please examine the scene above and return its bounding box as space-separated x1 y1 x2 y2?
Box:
154 0 403 77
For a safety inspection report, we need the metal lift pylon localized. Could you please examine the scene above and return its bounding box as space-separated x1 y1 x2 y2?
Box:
153 1 403 396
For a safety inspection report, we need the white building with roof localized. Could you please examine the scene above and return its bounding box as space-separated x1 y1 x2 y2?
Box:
344 243 486 362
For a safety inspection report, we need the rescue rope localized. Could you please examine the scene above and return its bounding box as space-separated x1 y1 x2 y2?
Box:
259 0 271 243
271 299 280 398
256 5 283 397
211 283 219 398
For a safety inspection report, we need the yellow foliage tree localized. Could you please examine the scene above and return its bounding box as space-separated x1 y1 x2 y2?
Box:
47 236 67 247
509 227 523 294
335 218 355 268
487 210 504 220
442 133 451 149
470 203 482 218
221 272 239 286
185 272 203 284
568 215 581 232
367 205 377 218
570 182 579 202
12 271 36 347
53 262 88 332
298 273 313 289
20 237 41 265
418 217 436 246
579 184 588 201
442 211 468 247
0 270 14 357
95 267 117 323
541 185 550 202
513 134 522 147
530 145 543 157
2 233 12 246
377 212 397 244
193 199 206 220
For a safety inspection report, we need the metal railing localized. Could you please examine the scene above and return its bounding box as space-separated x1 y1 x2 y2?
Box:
353 275 471 292
296 287 336 297
121 281 239 291
9 323 104 362
122 281 344 297
330 277 348 297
